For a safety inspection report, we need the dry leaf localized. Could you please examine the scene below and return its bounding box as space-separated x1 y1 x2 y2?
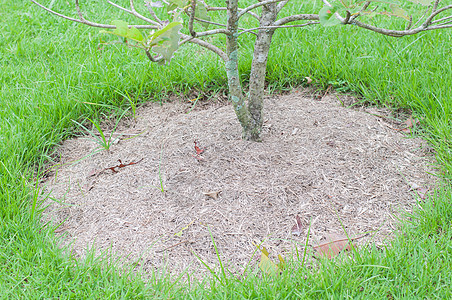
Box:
313 234 352 259
257 246 283 275
401 116 418 133
416 187 429 200
291 215 304 236
203 190 221 200
194 140 205 155
304 77 313 84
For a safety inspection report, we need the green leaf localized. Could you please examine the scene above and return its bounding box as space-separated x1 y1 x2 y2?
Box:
149 21 183 64
167 0 187 11
195 1 211 30
406 0 434 5
390 4 410 20
367 0 401 5
100 20 144 43
319 5 342 27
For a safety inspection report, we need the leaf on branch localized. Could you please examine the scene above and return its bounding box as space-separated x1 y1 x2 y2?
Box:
319 5 343 27
100 20 144 44
146 1 163 7
407 0 434 6
390 4 409 20
367 0 402 5
149 20 183 64
168 0 188 12
195 1 211 29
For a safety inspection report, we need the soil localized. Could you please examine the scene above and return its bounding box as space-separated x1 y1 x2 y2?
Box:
41 88 435 277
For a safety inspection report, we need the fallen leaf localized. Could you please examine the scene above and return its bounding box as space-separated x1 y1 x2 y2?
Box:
194 140 204 155
257 246 281 275
401 116 418 133
416 187 429 200
313 234 352 259
304 77 313 84
192 154 205 161
291 215 304 236
203 190 221 200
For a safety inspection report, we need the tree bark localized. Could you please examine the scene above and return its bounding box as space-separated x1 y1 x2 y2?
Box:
225 0 251 139
245 3 279 141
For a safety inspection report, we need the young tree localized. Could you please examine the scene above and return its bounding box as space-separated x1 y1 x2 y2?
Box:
31 0 452 141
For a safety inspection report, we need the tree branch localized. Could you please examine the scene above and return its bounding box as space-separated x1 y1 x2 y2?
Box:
273 14 319 26
188 0 197 37
207 6 259 20
180 34 227 61
144 1 163 24
30 0 158 29
238 0 286 18
238 21 319 37
276 0 290 13
107 0 161 26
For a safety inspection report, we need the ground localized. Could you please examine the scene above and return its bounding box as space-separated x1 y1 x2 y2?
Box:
41 88 434 277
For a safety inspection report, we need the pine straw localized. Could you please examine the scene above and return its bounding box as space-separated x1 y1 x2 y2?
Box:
41 88 435 277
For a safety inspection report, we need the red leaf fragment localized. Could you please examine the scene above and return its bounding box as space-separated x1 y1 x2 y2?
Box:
401 116 419 133
106 158 143 173
88 158 143 178
194 141 204 155
291 215 304 236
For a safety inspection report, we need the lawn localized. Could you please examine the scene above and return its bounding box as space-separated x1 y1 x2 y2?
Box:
1 0 452 298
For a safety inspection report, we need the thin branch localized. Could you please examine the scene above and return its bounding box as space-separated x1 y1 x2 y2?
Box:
237 21 320 37
145 49 163 62
30 0 158 29
107 0 160 25
273 14 319 26
188 0 197 37
433 0 441 12
144 1 163 24
179 33 227 61
351 18 452 37
423 4 452 27
432 15 452 24
188 27 230 37
207 6 259 20
276 0 290 13
238 0 286 18
350 1 370 22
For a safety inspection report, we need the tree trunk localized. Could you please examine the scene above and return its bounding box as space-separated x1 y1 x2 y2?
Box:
244 3 279 141
225 0 251 138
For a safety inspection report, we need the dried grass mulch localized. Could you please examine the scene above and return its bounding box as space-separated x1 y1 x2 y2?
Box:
41 88 435 276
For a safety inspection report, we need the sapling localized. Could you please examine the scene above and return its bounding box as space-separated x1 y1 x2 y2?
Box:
31 0 452 141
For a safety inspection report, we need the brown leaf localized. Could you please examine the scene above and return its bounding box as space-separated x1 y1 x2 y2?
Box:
313 234 352 259
291 215 304 236
194 140 205 155
416 187 429 200
304 77 313 84
203 190 221 200
401 116 418 133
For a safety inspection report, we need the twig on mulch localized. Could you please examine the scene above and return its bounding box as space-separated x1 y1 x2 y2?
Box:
88 158 144 177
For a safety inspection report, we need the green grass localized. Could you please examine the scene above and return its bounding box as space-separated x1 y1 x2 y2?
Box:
2 0 452 298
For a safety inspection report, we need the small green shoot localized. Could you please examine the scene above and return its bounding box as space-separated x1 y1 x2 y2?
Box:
72 108 129 151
